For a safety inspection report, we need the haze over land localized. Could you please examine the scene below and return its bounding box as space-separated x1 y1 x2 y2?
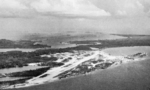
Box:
0 0 150 40
1 1 150 90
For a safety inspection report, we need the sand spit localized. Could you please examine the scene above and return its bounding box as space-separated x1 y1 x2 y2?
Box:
1 48 147 89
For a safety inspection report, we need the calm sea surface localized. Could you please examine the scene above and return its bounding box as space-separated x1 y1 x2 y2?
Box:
42 34 125 49
0 66 47 74
0 66 47 81
103 46 150 57
0 48 36 52
5 46 150 90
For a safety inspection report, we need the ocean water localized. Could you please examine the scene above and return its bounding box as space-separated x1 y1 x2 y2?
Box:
41 34 125 49
103 46 150 57
6 46 150 90
0 66 48 82
0 48 36 52
0 66 47 74
7 59 150 90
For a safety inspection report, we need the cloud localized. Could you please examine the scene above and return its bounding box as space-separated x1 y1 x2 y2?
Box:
0 0 111 18
117 0 145 16
0 0 27 9
0 0 150 18
92 0 150 17
31 0 111 17
116 10 127 15
0 0 34 18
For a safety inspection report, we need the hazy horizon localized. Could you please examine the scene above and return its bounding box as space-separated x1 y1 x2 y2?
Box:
0 0 150 40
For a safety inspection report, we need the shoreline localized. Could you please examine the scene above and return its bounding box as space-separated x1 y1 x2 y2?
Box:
0 46 148 89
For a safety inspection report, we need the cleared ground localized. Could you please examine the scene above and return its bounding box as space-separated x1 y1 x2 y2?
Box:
5 58 150 90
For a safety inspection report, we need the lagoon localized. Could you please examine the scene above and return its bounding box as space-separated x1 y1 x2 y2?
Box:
102 46 150 57
0 66 47 74
0 48 36 52
9 46 150 90
42 34 125 49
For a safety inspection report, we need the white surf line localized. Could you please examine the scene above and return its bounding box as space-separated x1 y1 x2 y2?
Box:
28 51 99 83
6 51 99 89
3 49 146 89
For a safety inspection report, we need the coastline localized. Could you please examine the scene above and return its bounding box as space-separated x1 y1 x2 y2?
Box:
1 46 149 89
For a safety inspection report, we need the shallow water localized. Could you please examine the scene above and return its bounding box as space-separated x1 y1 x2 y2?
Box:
0 77 26 82
0 66 47 74
50 43 77 49
42 34 125 49
103 46 150 57
0 48 36 52
7 59 150 90
3 46 150 90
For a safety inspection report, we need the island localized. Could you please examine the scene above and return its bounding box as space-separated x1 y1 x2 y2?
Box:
0 34 150 89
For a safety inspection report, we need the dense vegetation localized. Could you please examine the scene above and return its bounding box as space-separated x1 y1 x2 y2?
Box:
0 50 64 69
0 35 150 69
7 67 51 77
71 36 150 48
0 78 31 87
0 39 51 48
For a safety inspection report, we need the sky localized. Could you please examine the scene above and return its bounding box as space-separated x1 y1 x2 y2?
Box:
0 0 150 39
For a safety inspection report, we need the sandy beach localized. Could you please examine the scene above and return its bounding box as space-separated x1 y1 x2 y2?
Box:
1 47 148 89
